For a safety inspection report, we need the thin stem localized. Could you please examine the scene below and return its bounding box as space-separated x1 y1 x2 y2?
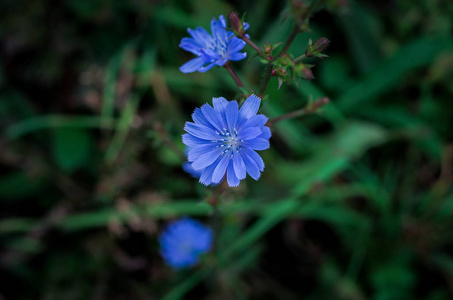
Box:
293 54 306 64
258 63 274 98
224 62 244 88
266 97 329 127
207 179 229 207
271 25 300 62
257 24 301 98
239 36 268 60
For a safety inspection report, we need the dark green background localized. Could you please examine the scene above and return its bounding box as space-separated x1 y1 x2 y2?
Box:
1 0 453 299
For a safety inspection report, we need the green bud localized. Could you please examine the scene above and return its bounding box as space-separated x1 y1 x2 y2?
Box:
305 38 330 58
271 68 287 77
263 42 272 56
295 63 314 80
228 12 245 37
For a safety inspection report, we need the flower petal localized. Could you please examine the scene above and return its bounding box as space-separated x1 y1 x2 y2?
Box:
214 57 228 66
227 160 240 187
211 16 227 42
192 148 222 170
218 15 227 29
198 62 216 73
183 162 202 178
188 27 213 46
259 126 272 140
242 114 268 129
244 138 270 150
192 107 215 130
240 151 261 180
188 144 218 162
237 127 262 140
182 133 211 147
241 147 264 171
180 58 205 73
194 227 213 251
201 104 225 132
212 152 230 183
228 51 247 61
233 152 246 180
199 158 220 186
227 38 246 55
179 38 202 55
239 94 261 120
184 122 221 141
212 97 228 113
200 48 221 61
225 100 239 132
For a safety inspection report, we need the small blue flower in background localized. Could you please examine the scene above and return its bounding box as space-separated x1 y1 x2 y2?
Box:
179 15 249 73
159 218 213 269
182 95 271 187
182 162 203 178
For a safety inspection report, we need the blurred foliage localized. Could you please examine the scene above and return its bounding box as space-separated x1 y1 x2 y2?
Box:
1 0 453 299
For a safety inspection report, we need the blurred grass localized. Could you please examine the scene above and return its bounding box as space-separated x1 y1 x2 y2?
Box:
0 0 453 299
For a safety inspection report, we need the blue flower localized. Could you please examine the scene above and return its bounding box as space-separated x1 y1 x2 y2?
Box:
159 218 213 269
179 15 249 73
182 95 271 187
182 162 203 178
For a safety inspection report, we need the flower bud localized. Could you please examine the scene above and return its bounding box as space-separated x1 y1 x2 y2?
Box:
301 67 313 80
305 38 330 58
271 68 287 77
263 42 272 55
291 0 308 17
228 12 245 37
295 64 314 80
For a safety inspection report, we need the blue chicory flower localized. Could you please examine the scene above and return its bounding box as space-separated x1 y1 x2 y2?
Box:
182 95 271 187
159 218 213 269
179 15 249 73
182 162 203 178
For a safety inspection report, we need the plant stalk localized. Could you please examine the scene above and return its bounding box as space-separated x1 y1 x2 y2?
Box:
224 62 245 87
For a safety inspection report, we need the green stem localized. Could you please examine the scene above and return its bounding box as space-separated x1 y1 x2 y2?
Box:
293 54 307 64
258 24 301 98
239 36 268 60
271 25 300 63
266 97 329 127
258 63 274 98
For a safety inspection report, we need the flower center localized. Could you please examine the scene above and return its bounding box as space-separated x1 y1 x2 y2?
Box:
225 134 240 150
207 37 227 57
215 128 243 156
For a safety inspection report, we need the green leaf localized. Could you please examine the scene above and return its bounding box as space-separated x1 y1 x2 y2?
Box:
0 172 46 200
102 40 138 130
275 121 389 196
336 3 382 74
53 128 92 172
5 237 43 254
338 35 453 111
6 115 115 140
104 92 142 164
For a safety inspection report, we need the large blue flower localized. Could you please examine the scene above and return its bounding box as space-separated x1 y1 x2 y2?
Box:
182 95 271 187
179 15 249 73
159 218 213 269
